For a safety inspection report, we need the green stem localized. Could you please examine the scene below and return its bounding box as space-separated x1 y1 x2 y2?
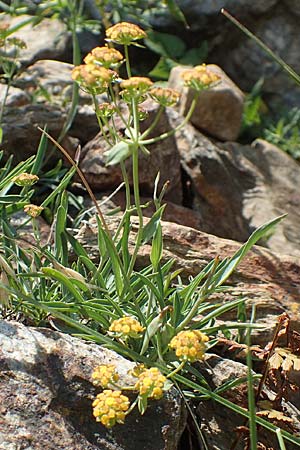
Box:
120 161 131 210
177 257 219 332
0 80 11 126
167 360 186 378
221 9 300 86
57 12 80 141
92 94 114 146
140 93 199 145
276 428 287 450
127 143 143 276
124 45 131 78
246 310 258 450
140 105 164 140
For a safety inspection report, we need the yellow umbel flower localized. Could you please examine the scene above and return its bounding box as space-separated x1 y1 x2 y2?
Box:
13 173 39 186
169 330 209 362
120 76 153 96
91 364 119 388
71 64 116 94
92 390 130 428
106 22 146 45
181 64 221 91
149 87 180 107
135 367 166 400
84 46 123 68
109 316 145 338
97 102 116 119
23 204 44 218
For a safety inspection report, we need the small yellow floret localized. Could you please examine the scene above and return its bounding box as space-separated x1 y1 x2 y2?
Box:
13 173 39 186
84 46 123 68
169 330 209 362
24 204 44 218
71 64 116 93
181 64 221 91
92 390 130 428
91 364 119 388
106 22 146 45
135 367 166 400
109 316 145 338
149 87 180 107
120 76 153 95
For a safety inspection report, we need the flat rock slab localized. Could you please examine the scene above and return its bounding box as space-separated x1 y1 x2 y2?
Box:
0 320 186 450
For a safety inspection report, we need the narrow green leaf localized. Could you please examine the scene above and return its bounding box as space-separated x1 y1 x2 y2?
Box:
31 127 48 174
141 205 165 244
140 314 164 355
104 142 131 166
165 0 189 27
101 230 123 297
150 223 163 269
41 268 86 304
212 215 286 288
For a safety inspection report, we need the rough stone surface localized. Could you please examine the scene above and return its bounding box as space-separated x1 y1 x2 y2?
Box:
284 0 300 16
168 64 244 141
0 15 69 68
220 6 300 109
1 104 66 162
75 215 300 346
80 99 183 203
0 84 30 107
0 320 186 450
196 354 300 450
14 59 100 143
149 1 299 110
168 109 300 257
14 59 74 96
148 0 278 30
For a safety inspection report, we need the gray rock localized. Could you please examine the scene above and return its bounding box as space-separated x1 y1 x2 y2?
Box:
197 354 300 450
0 84 30 107
168 109 300 257
80 99 183 203
221 8 300 109
0 104 75 163
0 15 69 68
284 0 300 16
168 64 244 141
148 0 278 30
0 320 186 450
14 59 102 143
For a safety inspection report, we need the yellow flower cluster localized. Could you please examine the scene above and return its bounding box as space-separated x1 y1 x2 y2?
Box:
71 63 116 93
149 87 180 107
13 173 39 187
23 204 44 218
106 22 146 45
84 46 123 68
181 64 221 91
135 367 166 400
109 316 145 338
97 102 117 119
120 76 153 101
92 390 130 428
169 330 209 362
91 364 119 388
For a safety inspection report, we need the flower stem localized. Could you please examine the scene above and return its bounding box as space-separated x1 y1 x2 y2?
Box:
140 93 199 145
167 360 186 378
